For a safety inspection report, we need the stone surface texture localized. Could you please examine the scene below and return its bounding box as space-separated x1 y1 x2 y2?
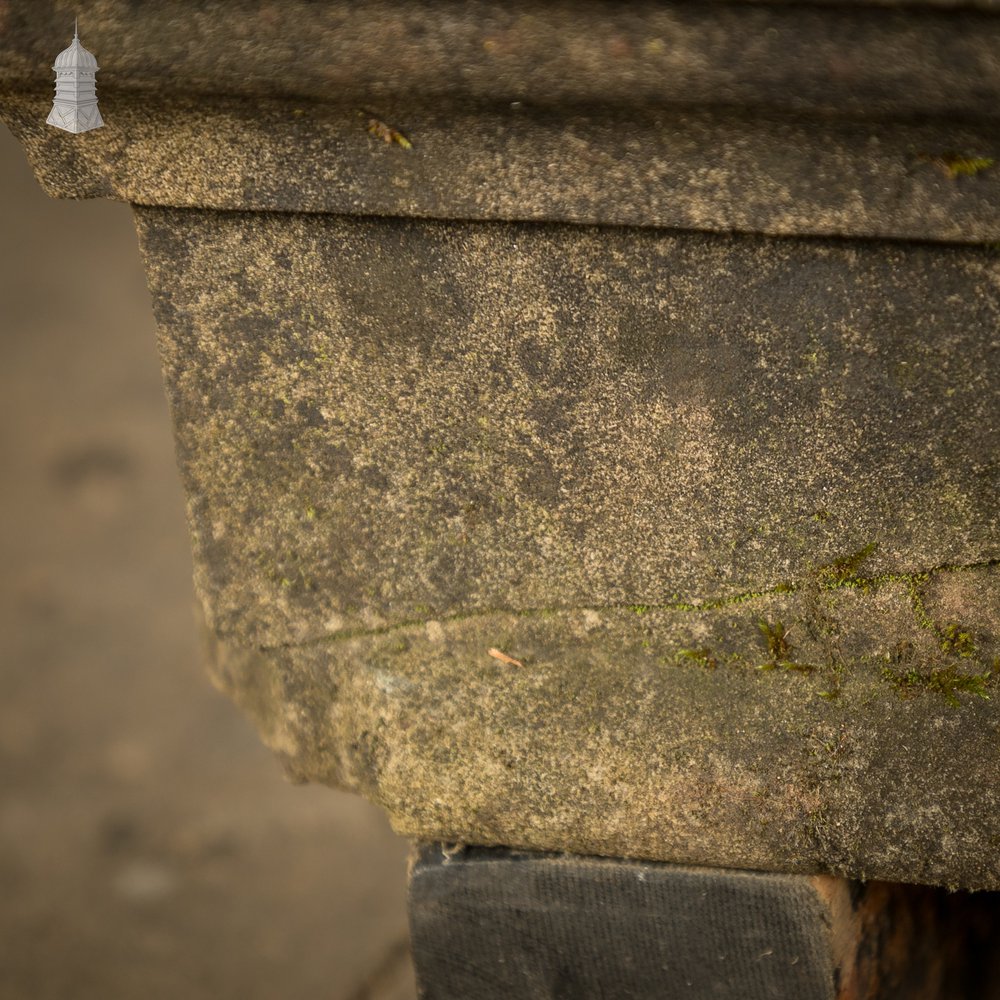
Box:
1 90 999 244
2 1 999 113
134 205 1000 889
2 0 999 891
1 1 999 242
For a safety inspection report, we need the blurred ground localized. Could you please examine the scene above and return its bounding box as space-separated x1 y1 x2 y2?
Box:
0 123 415 999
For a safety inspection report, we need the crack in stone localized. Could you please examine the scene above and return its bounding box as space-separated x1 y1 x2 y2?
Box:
261 556 999 653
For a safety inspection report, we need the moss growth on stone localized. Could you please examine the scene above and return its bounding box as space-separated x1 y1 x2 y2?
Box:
880 663 991 707
677 647 718 670
939 622 977 657
758 618 793 660
815 541 879 589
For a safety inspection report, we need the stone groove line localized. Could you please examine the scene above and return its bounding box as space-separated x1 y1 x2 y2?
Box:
261 556 1000 653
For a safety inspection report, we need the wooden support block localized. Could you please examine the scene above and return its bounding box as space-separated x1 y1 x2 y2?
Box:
408 845 1000 999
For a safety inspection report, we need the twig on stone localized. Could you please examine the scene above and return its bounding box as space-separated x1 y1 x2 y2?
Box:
488 647 524 667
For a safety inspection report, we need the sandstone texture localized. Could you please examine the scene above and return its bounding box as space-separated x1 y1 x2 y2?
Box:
134 207 1000 888
3 0 999 890
1 0 999 242
2 0 999 114
1 89 999 244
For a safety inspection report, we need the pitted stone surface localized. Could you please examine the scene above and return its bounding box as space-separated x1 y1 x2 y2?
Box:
134 208 999 649
1 90 998 243
5 0 1000 899
3 1 1000 115
206 567 1000 889
2 0 1000 243
133 206 1000 888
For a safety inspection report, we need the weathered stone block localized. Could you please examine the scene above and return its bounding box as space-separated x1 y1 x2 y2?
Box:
3 0 998 892
123 205 1000 888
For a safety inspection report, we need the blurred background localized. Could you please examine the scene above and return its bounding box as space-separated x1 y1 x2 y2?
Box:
0 123 415 999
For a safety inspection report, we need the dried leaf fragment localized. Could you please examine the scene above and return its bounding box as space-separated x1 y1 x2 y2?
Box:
363 112 413 149
919 152 995 179
488 647 524 667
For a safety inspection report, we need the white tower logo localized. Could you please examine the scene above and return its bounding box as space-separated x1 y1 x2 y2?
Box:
47 18 104 134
